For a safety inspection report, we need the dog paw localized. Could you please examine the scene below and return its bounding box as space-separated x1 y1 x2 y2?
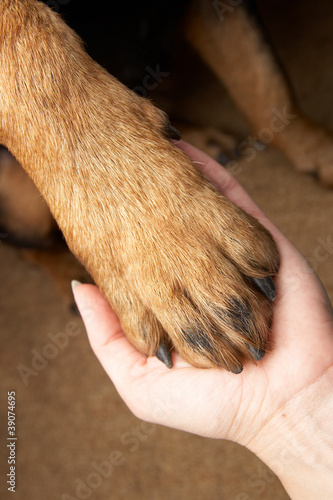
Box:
0 2 278 371
63 103 279 372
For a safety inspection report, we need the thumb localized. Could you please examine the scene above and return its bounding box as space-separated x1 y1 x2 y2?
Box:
71 281 147 386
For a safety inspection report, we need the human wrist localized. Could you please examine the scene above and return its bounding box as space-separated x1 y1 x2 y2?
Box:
246 366 333 499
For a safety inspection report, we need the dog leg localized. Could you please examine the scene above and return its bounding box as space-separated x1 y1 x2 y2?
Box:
185 0 333 186
0 0 279 371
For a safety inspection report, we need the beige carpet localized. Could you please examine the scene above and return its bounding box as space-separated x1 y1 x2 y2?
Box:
1 1 332 499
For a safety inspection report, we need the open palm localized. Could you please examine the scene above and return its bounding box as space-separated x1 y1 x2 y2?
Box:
73 142 333 454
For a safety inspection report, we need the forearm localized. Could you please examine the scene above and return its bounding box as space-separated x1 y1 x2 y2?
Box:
249 366 333 500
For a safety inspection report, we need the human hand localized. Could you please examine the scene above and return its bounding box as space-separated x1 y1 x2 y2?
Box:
73 141 333 497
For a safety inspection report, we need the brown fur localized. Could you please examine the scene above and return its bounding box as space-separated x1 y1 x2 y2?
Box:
0 0 280 372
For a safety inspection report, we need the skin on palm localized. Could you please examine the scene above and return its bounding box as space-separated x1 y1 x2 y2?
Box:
73 143 333 442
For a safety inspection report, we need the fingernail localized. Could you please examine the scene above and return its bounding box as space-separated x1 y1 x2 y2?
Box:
71 280 82 294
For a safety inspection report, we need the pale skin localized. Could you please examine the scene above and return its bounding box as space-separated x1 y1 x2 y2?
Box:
72 142 333 499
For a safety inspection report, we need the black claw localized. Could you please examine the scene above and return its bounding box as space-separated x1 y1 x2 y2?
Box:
155 344 173 369
247 344 265 361
165 123 181 141
229 364 243 374
253 276 276 301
